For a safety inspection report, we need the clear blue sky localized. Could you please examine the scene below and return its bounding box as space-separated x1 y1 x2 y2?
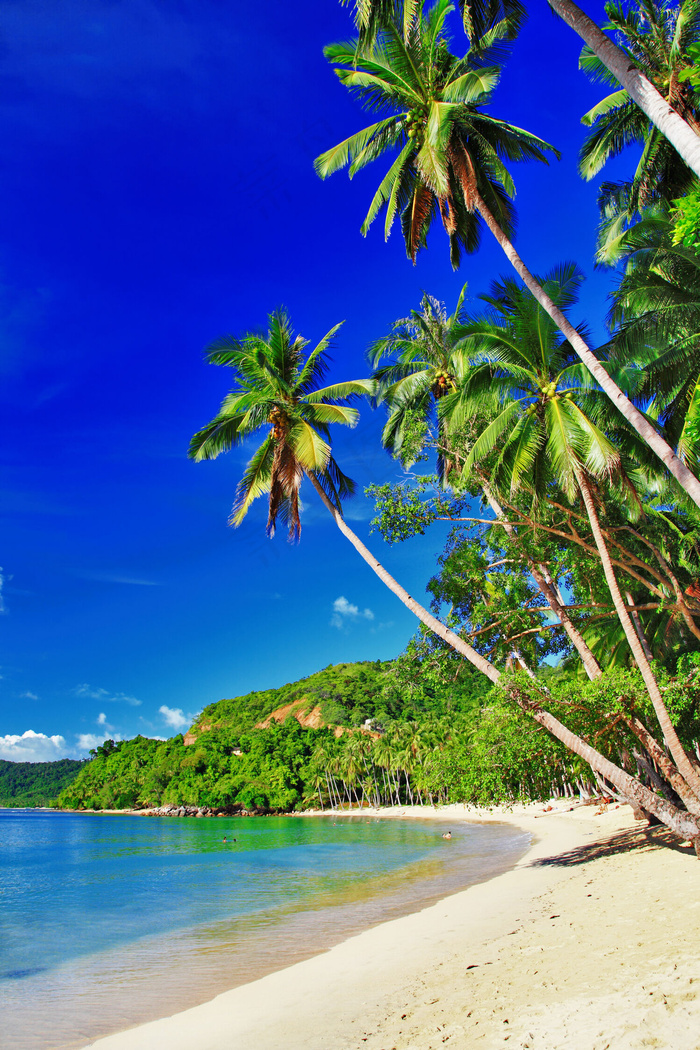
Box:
0 0 635 760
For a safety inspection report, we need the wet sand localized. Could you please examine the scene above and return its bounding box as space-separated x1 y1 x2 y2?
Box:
84 801 700 1050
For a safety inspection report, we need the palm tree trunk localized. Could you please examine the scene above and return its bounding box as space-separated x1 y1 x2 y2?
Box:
547 0 700 180
576 468 700 801
306 470 500 683
307 468 700 842
514 684 700 841
481 478 602 679
625 589 654 663
623 712 700 818
470 187 700 512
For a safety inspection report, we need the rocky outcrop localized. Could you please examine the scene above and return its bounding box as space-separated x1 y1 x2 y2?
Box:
183 722 211 746
143 804 266 818
256 698 324 730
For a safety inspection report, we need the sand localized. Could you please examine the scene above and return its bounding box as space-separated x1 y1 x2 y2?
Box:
84 802 700 1050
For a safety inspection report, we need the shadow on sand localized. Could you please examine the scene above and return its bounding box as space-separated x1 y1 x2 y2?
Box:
530 822 696 868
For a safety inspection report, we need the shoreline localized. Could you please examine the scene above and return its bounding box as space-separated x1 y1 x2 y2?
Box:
83 800 700 1050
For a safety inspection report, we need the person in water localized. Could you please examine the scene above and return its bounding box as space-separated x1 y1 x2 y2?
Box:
442 831 452 839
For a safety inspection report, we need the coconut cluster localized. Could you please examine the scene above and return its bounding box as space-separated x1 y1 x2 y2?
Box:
432 370 456 397
268 406 288 439
405 106 427 143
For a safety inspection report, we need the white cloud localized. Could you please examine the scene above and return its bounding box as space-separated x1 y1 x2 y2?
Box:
76 732 122 752
0 730 68 763
96 712 111 728
85 572 160 586
330 595 375 630
74 684 141 706
19 691 39 700
159 705 190 730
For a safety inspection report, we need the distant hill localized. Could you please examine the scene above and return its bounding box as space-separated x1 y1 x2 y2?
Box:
0 758 85 807
56 657 496 813
185 660 391 743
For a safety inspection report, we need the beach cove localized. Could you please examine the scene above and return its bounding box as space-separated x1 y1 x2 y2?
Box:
85 801 700 1050
1 808 525 1050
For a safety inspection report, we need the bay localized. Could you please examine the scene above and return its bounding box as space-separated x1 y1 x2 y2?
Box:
0 808 529 1050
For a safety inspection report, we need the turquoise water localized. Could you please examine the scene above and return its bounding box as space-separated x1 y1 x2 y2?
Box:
0 809 528 1050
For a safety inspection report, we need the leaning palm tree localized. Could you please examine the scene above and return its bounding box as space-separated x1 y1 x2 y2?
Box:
455 263 700 804
316 0 700 509
579 0 700 218
188 307 499 679
189 307 700 844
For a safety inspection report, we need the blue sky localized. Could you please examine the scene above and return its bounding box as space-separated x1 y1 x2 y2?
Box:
0 0 636 761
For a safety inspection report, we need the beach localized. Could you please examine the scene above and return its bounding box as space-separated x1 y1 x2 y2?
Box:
83 801 700 1050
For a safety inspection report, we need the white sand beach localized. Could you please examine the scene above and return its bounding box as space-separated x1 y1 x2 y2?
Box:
85 802 700 1050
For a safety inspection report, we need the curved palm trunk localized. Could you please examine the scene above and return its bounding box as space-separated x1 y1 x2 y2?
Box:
548 0 700 180
516 686 700 841
623 712 700 818
307 470 700 842
470 187 700 512
481 479 602 680
306 471 500 684
576 469 700 801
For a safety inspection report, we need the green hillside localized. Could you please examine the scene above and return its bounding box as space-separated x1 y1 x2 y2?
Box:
0 758 85 807
57 656 507 812
190 660 393 736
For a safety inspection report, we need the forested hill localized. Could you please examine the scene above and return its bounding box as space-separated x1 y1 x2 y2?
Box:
188 660 394 740
56 656 505 813
0 759 85 807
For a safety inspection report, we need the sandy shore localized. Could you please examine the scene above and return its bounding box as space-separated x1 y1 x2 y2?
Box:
85 801 700 1050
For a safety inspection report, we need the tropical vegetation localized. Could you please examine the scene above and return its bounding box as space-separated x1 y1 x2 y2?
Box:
0 758 85 808
59 0 700 851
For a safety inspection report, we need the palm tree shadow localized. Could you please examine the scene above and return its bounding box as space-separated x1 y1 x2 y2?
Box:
530 823 696 867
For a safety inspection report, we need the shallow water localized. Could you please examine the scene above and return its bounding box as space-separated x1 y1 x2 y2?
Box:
0 809 529 1049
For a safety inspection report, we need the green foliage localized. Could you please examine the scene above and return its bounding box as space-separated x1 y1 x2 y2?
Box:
0 759 85 808
671 184 700 253
194 661 393 735
678 41 700 89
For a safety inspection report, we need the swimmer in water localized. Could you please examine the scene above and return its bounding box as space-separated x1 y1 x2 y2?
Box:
442 831 452 839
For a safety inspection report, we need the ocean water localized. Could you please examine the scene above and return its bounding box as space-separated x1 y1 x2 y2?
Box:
0 809 529 1050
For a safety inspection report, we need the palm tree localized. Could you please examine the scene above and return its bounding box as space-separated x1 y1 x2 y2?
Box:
343 0 525 48
371 284 604 678
188 306 502 682
579 0 700 218
316 0 700 510
550 0 700 180
343 0 700 179
370 284 471 478
455 263 700 804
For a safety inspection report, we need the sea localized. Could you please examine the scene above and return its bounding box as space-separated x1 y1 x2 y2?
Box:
0 808 529 1050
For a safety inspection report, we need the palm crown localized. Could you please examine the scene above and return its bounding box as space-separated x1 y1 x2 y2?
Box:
315 0 557 269
453 264 627 503
188 310 373 539
342 0 526 50
370 283 472 476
